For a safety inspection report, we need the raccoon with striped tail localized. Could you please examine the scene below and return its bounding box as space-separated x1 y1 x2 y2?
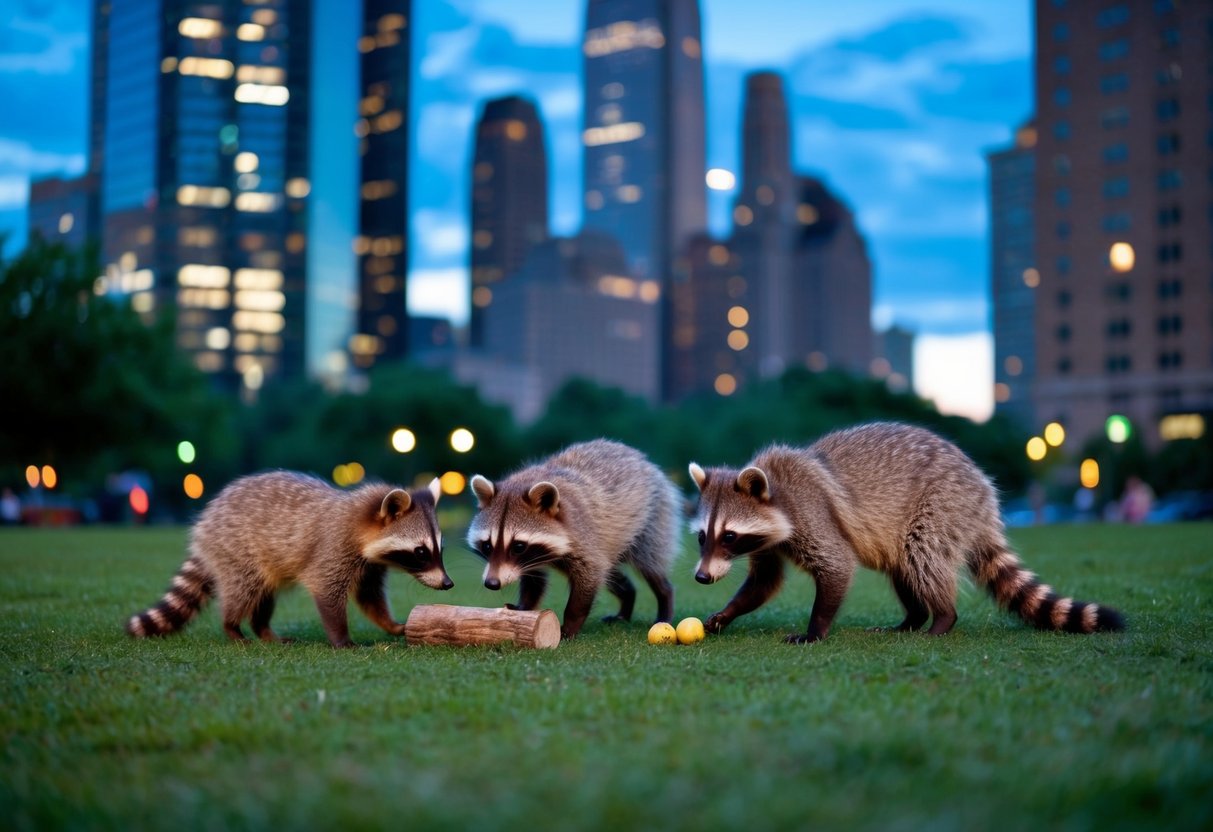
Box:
467 440 680 640
125 471 453 647
689 423 1124 643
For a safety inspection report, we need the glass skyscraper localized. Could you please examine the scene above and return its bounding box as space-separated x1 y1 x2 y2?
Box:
581 0 706 283
352 0 409 371
97 0 311 393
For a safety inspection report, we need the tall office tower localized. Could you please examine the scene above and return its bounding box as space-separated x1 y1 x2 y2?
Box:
27 174 98 248
351 0 409 370
581 0 706 282
96 0 312 393
988 121 1038 428
789 174 873 376
483 231 664 402
730 71 796 377
469 95 549 348
1034 0 1212 445
874 324 915 393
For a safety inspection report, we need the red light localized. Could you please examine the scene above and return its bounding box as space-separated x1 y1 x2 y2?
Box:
130 486 149 515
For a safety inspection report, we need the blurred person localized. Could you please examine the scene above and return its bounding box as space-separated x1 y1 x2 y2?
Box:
1 487 21 525
1120 476 1154 524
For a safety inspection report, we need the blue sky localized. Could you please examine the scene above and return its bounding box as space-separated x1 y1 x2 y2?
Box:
1 0 1033 417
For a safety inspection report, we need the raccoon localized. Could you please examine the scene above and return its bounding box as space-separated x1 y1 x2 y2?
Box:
467 440 680 640
689 423 1125 643
125 471 452 647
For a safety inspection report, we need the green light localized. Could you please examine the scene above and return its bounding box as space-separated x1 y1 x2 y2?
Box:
1105 415 1131 444
177 440 197 464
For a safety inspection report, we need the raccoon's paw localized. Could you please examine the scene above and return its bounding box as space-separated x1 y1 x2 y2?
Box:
600 614 631 624
783 632 824 645
705 612 732 634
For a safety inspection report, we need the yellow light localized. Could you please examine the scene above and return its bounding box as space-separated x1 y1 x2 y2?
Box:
734 205 753 226
333 464 349 487
285 177 311 198
177 56 234 79
714 373 737 396
234 152 259 173
727 306 749 328
1022 267 1040 288
1026 437 1047 461
709 245 730 266
58 213 74 234
235 83 290 106
25 465 40 488
1080 459 1100 489
582 121 645 147
183 473 204 499
505 119 527 141
1159 413 1205 441
638 281 660 303
1109 242 1135 273
472 286 493 308
1044 422 1066 447
236 23 266 41
705 169 736 191
346 463 365 485
450 428 475 454
797 203 819 224
41 465 57 490
391 428 416 453
179 17 223 38
439 471 466 496
727 330 749 351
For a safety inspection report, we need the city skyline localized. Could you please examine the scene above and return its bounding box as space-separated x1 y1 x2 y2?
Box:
2 0 1033 420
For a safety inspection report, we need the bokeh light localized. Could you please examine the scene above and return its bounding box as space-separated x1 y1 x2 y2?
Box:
1026 437 1047 461
450 428 475 453
390 427 416 453
1080 459 1100 489
183 473 204 499
130 486 149 515
177 440 196 464
439 471 466 495
25 465 40 488
41 465 57 489
1043 422 1065 447
1108 242 1135 273
1105 415 1131 444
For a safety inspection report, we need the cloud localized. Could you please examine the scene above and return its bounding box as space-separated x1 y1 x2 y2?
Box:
408 267 470 325
833 15 972 61
413 209 470 260
0 176 29 211
914 332 993 422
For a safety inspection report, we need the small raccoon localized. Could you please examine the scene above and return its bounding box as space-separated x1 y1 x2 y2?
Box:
125 471 452 647
689 423 1125 643
467 440 679 640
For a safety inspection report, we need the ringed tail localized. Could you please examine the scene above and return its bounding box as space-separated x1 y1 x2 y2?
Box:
125 554 215 637
970 544 1124 633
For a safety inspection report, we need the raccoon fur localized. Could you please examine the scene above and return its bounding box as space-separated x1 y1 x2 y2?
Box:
467 440 680 640
689 423 1125 643
125 471 452 647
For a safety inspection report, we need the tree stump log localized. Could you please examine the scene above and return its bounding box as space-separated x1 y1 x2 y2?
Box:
404 604 561 649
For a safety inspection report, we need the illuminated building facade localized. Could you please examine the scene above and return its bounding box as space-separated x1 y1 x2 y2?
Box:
352 0 409 370
988 122 1037 428
27 175 98 248
581 0 706 283
469 95 549 348
1034 0 1212 445
96 0 311 392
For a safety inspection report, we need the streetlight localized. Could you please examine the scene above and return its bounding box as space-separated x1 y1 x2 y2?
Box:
1026 437 1047 461
450 428 475 453
390 427 416 453
1043 422 1065 447
1080 459 1099 489
1105 415 1131 444
177 440 196 464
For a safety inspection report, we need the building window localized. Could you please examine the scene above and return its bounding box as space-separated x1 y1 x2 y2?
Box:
1053 121 1071 140
1107 318 1131 338
1100 73 1129 94
1156 98 1180 121
1158 279 1182 299
1053 23 1070 42
1055 188 1071 207
1102 143 1128 163
1157 133 1180 155
1054 88 1071 106
1054 154 1071 174
1058 289 1072 307
1097 4 1129 26
1107 355 1131 374
1101 107 1129 128
1056 221 1071 240
1099 39 1129 61
1057 323 1072 342
1058 357 1072 374
1160 28 1180 48
1158 351 1183 370
1157 242 1182 263
1053 55 1071 74
1157 169 1182 191
1103 178 1129 198
1102 213 1131 232
1057 256 1071 276
1107 282 1132 302
1157 204 1182 227
1157 315 1183 335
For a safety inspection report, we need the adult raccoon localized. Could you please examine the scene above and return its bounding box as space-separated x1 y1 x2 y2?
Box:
689 423 1124 643
467 440 679 639
125 472 452 647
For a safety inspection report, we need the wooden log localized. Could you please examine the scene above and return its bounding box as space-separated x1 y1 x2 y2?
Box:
404 604 561 649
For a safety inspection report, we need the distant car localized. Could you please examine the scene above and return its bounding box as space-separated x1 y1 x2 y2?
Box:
1147 491 1213 523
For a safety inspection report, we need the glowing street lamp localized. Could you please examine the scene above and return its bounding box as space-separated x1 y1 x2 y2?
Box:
390 427 416 453
1043 422 1065 447
1026 437 1047 462
1105 415 1131 444
177 441 197 464
1080 459 1100 489
450 428 475 453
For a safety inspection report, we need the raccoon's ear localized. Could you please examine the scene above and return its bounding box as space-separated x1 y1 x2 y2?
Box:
379 488 412 521
527 481 560 515
470 475 495 508
427 477 442 505
736 466 771 502
688 462 707 491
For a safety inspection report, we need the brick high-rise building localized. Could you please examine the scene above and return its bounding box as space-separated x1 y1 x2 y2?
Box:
1033 0 1212 445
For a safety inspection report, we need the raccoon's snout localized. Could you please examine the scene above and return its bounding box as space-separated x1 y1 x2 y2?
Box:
694 569 714 585
484 576 501 591
440 574 454 590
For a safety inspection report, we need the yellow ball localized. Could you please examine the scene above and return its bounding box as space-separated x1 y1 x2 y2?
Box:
676 617 705 645
647 622 677 645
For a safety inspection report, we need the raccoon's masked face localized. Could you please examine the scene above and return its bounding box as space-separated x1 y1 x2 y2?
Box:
688 462 793 584
362 478 453 590
467 475 572 590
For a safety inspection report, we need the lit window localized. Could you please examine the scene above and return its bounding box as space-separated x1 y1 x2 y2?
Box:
473 230 493 249
603 82 624 99
235 192 282 212
585 190 604 210
1021 268 1039 288
709 245 730 266
235 83 290 106
505 120 528 141
234 269 283 291
584 20 665 57
797 204 819 224
616 185 642 203
1005 356 1023 376
237 23 265 41
178 56 234 79
177 185 231 207
727 306 749 328
714 373 737 396
472 287 492 308
361 180 398 201
734 205 753 226
234 152 259 173
58 213 74 234
179 17 222 38
178 264 231 288
285 178 311 198
234 290 286 312
205 328 231 350
582 122 645 147
236 65 286 85
1109 242 1135 272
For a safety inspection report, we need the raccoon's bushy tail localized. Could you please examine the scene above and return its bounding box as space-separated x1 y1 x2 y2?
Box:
969 541 1124 633
125 553 215 637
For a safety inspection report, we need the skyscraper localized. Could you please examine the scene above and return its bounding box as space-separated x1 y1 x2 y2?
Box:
1034 0 1212 445
351 0 409 371
988 121 1037 428
469 95 549 348
96 0 312 393
581 0 706 282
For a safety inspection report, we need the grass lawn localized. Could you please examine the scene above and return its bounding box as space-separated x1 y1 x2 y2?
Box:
1 521 1210 831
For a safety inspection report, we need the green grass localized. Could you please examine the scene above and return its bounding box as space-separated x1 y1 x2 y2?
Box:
1 523 1210 831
